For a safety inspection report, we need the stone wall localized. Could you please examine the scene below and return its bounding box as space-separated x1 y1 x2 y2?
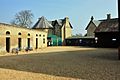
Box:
61 17 72 45
87 22 96 37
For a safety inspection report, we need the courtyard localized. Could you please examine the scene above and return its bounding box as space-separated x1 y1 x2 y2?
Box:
0 46 120 80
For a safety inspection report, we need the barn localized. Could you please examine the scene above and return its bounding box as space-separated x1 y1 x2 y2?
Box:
94 14 119 48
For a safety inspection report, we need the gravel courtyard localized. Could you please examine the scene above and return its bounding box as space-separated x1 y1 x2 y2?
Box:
0 46 120 80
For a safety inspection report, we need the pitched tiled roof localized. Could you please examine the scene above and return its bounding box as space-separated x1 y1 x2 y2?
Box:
32 16 53 29
57 18 73 28
0 23 30 29
93 20 101 27
50 19 64 27
50 18 73 29
85 20 101 30
57 19 64 26
95 18 119 32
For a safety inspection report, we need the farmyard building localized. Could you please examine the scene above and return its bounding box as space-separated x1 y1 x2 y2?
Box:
0 23 47 53
33 16 73 46
0 16 73 53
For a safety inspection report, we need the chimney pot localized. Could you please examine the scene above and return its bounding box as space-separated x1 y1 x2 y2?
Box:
107 14 111 20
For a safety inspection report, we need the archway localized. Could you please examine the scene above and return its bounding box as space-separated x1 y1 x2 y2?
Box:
36 38 38 49
6 31 10 52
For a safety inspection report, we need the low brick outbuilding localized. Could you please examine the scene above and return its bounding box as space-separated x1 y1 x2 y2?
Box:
0 23 47 53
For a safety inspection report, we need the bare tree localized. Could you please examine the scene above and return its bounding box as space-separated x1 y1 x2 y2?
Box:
11 10 33 28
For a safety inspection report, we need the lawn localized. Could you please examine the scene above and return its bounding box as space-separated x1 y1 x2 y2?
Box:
0 47 120 80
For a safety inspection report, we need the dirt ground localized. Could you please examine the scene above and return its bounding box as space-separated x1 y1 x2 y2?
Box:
0 46 120 80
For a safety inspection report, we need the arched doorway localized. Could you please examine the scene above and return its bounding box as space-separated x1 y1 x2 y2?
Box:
6 31 10 52
36 38 38 49
36 34 38 49
27 38 30 48
18 32 22 50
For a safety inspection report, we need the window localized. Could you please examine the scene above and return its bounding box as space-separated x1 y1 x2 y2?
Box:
112 38 116 41
39 34 41 37
79 39 82 43
43 35 45 37
28 33 30 36
18 32 21 35
95 37 98 43
6 31 10 35
36 34 38 36
43 38 45 44
95 37 98 40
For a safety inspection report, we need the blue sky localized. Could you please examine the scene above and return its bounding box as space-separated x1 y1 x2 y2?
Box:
0 0 118 35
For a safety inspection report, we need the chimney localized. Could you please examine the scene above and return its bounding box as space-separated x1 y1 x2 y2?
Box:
107 14 111 20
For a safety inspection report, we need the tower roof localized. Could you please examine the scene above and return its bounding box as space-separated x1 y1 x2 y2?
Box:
32 16 53 29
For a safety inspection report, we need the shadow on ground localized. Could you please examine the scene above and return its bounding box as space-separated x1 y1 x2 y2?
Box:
0 48 119 80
